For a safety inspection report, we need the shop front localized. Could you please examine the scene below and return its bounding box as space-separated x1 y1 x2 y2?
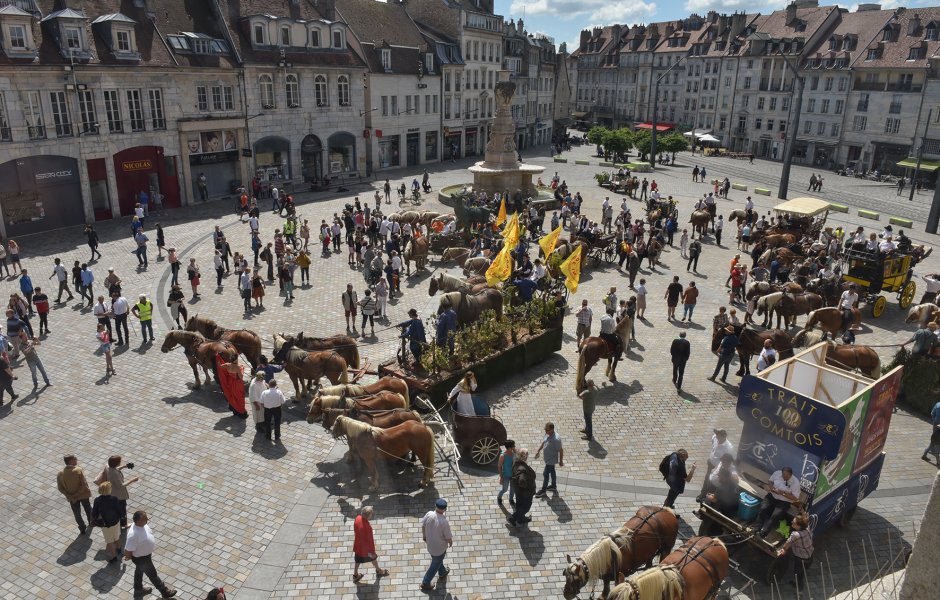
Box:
252 136 291 184
406 131 420 167
328 132 357 174
445 129 461 160
301 134 323 184
465 127 478 157
378 135 400 169
425 130 439 162
113 146 180 216
0 155 83 236
872 142 910 175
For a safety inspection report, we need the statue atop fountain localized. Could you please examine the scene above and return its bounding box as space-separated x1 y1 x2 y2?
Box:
468 70 544 197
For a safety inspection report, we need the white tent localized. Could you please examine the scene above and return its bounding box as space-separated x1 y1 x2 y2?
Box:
698 133 720 143
684 129 712 138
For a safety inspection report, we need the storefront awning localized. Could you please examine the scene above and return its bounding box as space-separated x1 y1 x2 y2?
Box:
897 158 940 172
634 122 674 132
571 111 588 119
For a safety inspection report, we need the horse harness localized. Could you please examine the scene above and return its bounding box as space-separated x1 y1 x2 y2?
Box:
667 538 724 599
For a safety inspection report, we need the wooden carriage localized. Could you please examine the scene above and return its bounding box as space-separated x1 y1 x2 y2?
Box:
769 196 829 240
841 247 916 317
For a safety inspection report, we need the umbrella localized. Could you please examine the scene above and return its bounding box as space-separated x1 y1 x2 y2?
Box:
697 133 720 143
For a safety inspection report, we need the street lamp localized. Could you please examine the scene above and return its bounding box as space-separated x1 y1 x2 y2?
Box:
651 50 693 169
774 49 804 201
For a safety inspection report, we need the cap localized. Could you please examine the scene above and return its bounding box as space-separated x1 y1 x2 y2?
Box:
724 325 735 333
435 498 448 509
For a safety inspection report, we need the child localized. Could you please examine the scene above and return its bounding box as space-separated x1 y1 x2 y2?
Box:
679 229 689 259
97 323 114 376
635 279 647 320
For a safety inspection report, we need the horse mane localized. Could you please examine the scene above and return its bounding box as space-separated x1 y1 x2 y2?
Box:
197 316 223 337
171 330 205 344
440 291 462 309
319 395 352 410
630 565 683 600
579 536 623 584
334 415 375 439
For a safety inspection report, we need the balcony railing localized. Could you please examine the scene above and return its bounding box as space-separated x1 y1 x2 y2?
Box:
28 125 46 140
886 83 922 93
853 80 885 92
856 101 869 112
889 103 902 114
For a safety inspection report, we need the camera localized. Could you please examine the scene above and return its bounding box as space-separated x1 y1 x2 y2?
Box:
126 462 135 470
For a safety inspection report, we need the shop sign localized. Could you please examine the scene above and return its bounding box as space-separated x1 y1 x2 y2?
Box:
34 169 75 181
121 160 153 172
407 127 420 133
189 150 239 166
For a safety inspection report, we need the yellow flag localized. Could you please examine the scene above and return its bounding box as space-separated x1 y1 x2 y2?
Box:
485 245 513 286
496 196 507 227
559 245 583 293
503 212 520 249
539 225 562 258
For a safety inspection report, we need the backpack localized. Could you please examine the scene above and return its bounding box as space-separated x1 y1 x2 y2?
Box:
658 453 674 480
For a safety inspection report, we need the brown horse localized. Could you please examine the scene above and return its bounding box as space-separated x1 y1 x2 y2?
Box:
403 236 430 276
726 209 748 225
438 289 503 327
905 302 940 326
279 331 359 370
769 292 824 328
689 210 712 238
321 407 420 429
185 315 262 368
463 256 492 276
562 506 679 600
804 306 862 338
272 334 348 400
607 537 729 600
160 330 238 388
712 325 793 376
318 376 410 406
428 272 487 296
762 232 798 248
745 281 803 301
331 416 435 490
307 391 409 423
575 313 633 392
441 247 471 266
791 330 883 378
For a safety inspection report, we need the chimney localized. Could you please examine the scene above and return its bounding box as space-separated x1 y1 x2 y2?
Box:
908 14 921 36
315 0 336 21
518 18 524 33
580 29 590 49
786 3 797 25
718 15 728 36
665 24 675 36
731 12 746 37
856 4 882 10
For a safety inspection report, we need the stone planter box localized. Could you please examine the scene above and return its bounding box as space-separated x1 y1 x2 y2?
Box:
732 183 747 191
554 157 568 163
599 162 615 168
829 203 849 213
628 162 652 173
889 216 913 228
575 160 590 165
858 209 880 220
754 187 771 196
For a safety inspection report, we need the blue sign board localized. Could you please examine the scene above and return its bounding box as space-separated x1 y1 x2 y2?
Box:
736 375 847 460
807 453 884 538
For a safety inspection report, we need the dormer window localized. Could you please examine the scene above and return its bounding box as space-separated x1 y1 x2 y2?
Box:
867 48 881 60
310 29 321 47
332 29 343 49
908 47 925 60
381 48 391 70
116 30 131 52
425 52 434 73
64 26 82 50
253 23 264 45
927 24 938 41
8 23 26 48
280 25 290 46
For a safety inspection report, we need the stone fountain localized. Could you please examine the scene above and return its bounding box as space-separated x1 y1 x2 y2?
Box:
467 71 544 197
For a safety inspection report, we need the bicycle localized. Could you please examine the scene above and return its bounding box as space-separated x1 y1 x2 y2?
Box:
400 188 422 208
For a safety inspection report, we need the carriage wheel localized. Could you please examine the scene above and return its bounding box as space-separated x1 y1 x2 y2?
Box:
871 296 887 318
414 392 433 412
899 281 916 309
604 245 616 264
470 435 501 465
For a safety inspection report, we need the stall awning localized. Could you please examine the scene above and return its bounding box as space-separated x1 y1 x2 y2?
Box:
634 122 674 132
571 111 588 118
897 158 940 172
773 197 831 217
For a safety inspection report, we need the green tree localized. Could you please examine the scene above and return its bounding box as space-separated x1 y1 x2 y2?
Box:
587 126 609 153
602 128 633 162
658 132 690 161
632 129 652 161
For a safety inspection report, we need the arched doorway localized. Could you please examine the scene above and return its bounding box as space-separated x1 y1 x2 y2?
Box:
301 134 323 184
327 132 357 174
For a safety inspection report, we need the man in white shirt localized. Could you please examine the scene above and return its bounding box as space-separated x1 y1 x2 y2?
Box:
248 371 267 433
124 511 176 598
696 429 736 501
379 218 390 242
878 235 897 254
839 284 859 330
755 467 801 537
420 498 453 591
49 257 74 303
921 273 940 304
239 266 253 313
530 259 547 283
270 185 280 213
110 292 130 345
93 295 113 340
260 378 287 442
248 214 260 233
744 196 754 212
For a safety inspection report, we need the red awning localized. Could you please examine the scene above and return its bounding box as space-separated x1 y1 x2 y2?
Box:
634 122 674 132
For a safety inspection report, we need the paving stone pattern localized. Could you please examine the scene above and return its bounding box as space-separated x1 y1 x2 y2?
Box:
0 146 936 599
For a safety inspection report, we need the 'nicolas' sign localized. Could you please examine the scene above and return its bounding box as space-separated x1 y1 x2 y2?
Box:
122 160 153 172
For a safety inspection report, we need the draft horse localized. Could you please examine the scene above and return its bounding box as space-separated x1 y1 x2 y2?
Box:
428 272 487 296
306 391 409 423
575 312 633 392
791 330 882 378
804 306 862 339
185 315 262 368
278 331 360 370
330 416 435 491
562 505 679 600
160 330 238 389
607 536 729 600
318 376 410 407
272 333 348 400
321 407 420 430
711 324 793 376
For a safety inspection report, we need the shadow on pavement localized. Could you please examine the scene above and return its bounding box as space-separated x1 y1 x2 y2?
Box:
57 533 93 566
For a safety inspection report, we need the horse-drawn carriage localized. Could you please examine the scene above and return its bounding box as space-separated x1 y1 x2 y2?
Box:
572 232 618 266
697 342 902 584
841 246 916 317
428 230 470 254
769 196 830 241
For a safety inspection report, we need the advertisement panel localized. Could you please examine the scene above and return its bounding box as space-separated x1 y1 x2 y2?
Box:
739 426 821 495
854 367 903 473
808 453 884 537
813 393 868 500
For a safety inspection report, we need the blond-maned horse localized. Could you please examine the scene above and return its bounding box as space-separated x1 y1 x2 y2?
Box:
905 302 940 326
318 376 410 406
608 537 729 600
306 391 408 423
330 416 435 490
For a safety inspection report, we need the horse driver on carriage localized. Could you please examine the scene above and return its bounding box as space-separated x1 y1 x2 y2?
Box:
599 308 623 360
398 309 427 366
839 284 860 332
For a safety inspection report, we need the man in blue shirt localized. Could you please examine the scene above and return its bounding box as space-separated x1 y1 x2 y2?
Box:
80 263 94 307
19 269 34 315
257 356 284 383
708 325 738 383
436 303 457 354
922 401 940 463
511 278 539 303
399 309 426 367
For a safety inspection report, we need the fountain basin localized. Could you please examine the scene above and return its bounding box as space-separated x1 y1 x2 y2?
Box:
438 184 558 210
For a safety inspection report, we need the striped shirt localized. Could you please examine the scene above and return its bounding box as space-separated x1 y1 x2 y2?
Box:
787 529 814 559
575 307 593 326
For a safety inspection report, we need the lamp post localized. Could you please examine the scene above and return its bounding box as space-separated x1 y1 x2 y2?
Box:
651 50 692 169
909 108 932 202
775 51 804 201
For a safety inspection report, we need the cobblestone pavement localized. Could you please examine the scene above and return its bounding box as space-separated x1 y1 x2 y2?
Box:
0 145 936 599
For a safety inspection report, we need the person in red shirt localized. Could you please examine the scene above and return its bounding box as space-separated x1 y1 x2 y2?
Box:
32 286 51 335
353 506 389 583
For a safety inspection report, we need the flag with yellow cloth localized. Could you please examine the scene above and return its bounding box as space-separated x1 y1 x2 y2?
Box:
485 212 520 286
538 225 562 258
559 245 583 293
496 196 507 227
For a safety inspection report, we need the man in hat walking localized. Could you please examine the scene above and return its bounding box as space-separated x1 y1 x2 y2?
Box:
420 498 453 591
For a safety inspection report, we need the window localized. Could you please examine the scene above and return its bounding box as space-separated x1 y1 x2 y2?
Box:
908 47 925 60
391 95 398 116
831 123 840 137
425 52 434 73
810 76 818 91
835 100 843 114
8 24 26 49
804 120 812 134
754 118 762 129
280 26 290 46
889 94 902 114
332 29 342 49
866 48 881 60
737 115 747 131
857 93 869 112
743 76 751 89
425 95 431 114
852 115 867 131
757 97 765 110
767 119 774 131
116 30 131 53
0 92 10 140
258 74 275 108
64 27 82 50
817 122 826 135
381 49 391 70
253 24 264 45
104 90 122 132
821 99 829 113
314 74 328 106
211 85 234 111
443 95 450 119
310 29 320 47
25 91 44 139
337 75 350 106
769 97 777 111
742 95 749 108
885 117 901 134
806 98 815 113
127 89 145 131
49 91 72 137
286 74 300 107
381 96 388 117
78 90 96 134
433 95 439 114
405 95 412 114
779 121 786 132
444 72 450 92
148 89 165 130
782 97 790 111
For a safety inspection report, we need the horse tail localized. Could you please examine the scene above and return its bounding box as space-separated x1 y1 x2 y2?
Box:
575 350 587 394
867 352 882 379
